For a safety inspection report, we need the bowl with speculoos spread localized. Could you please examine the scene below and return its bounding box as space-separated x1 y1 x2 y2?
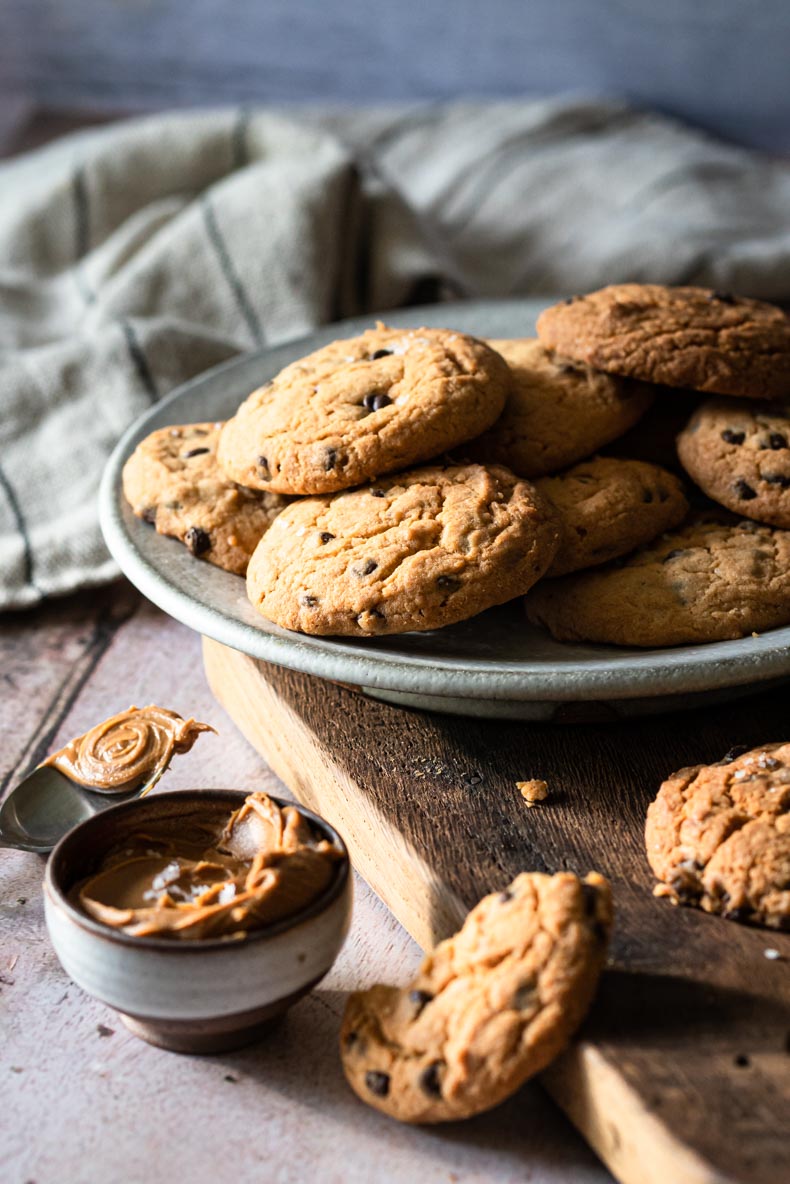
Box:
44 789 351 1053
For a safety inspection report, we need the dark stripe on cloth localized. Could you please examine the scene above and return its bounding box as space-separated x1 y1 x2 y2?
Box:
231 107 251 170
200 194 265 346
0 462 41 597
120 319 159 402
72 165 96 304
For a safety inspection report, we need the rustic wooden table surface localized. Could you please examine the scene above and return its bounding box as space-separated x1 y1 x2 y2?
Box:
0 582 611 1184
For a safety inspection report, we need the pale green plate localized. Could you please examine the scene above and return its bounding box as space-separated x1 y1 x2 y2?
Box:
100 300 790 720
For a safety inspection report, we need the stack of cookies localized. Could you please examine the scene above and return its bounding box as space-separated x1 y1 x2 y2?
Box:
123 285 790 648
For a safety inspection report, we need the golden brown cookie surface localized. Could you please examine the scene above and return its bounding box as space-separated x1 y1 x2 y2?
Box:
535 456 688 577
468 338 653 477
646 743 790 929
340 871 612 1123
246 463 559 636
677 398 790 527
122 423 289 574
217 326 511 495
525 514 790 647
537 285 790 400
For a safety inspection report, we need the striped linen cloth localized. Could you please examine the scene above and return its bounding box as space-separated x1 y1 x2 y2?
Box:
3 100 790 609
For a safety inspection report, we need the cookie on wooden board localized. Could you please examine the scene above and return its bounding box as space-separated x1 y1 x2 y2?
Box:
217 326 511 495
535 456 688 577
467 338 654 477
246 463 559 636
122 423 289 575
646 743 790 929
537 285 790 400
340 871 612 1123
677 398 790 528
524 514 790 647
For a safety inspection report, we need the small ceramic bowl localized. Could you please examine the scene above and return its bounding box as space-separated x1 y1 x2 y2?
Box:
44 789 351 1054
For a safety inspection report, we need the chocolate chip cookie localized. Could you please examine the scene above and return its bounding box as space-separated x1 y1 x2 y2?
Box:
646 743 790 929
340 871 612 1123
246 463 559 636
217 326 511 495
467 338 654 477
535 457 688 577
537 285 790 400
122 423 289 575
525 514 790 647
677 398 790 528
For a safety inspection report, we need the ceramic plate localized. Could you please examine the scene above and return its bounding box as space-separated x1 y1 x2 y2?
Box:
100 299 790 719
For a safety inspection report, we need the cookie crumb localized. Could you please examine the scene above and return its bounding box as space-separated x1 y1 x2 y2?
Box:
517 779 549 806
764 948 783 961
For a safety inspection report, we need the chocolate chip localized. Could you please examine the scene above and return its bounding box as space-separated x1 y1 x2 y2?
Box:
300 593 319 607
142 507 157 526
765 473 790 488
182 447 210 458
734 479 757 500
710 291 736 304
184 526 211 556
418 1062 444 1098
512 984 537 1010
370 349 393 360
96 1024 114 1038
734 1054 750 1067
369 607 385 620
324 448 338 470
564 296 579 305
436 575 460 591
409 989 433 1017
370 488 386 498
257 455 270 476
721 429 745 445
723 744 748 763
725 906 752 923
319 532 335 544
642 489 654 504
768 433 788 450
224 1074 238 1083
354 559 378 576
365 1071 390 1097
362 392 393 412
581 882 599 916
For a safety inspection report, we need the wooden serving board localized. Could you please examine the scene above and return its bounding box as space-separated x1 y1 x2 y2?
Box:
203 638 790 1184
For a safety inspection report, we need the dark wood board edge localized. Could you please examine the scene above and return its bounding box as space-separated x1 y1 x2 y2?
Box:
203 638 790 1184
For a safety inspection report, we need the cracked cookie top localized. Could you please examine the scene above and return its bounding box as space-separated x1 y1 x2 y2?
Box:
217 325 511 495
525 513 790 647
340 870 612 1123
467 338 654 477
677 398 790 528
122 423 289 575
646 742 790 929
536 285 790 400
246 462 559 636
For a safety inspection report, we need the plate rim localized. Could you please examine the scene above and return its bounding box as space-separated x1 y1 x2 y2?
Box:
99 298 790 704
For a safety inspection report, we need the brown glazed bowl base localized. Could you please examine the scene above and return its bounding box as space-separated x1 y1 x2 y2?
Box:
117 976 322 1054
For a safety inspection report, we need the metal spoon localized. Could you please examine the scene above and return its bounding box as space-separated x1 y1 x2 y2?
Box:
0 765 156 854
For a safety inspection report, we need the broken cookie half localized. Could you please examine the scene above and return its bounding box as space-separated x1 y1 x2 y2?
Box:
340 870 612 1123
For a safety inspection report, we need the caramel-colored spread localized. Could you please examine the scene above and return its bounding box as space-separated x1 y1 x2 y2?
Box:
43 705 215 793
75 792 342 940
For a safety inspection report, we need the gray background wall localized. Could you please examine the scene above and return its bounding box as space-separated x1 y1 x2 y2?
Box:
5 0 790 150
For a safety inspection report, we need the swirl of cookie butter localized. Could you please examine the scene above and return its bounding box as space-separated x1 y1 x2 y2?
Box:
42 705 215 793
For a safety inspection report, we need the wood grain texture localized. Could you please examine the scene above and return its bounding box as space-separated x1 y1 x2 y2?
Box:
204 638 790 1184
